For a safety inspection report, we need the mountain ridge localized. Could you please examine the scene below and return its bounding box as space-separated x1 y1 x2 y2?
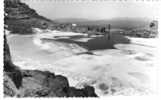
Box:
53 17 153 30
4 0 56 34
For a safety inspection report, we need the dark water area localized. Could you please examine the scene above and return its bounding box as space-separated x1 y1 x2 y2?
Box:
84 34 130 50
43 34 130 50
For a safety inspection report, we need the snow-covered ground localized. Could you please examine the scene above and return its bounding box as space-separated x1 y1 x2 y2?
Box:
7 30 158 96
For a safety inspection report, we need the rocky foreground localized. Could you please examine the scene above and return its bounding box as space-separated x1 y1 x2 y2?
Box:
4 34 97 97
4 34 98 97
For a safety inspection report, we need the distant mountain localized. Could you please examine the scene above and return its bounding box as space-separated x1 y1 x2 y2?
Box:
54 17 152 30
54 18 90 23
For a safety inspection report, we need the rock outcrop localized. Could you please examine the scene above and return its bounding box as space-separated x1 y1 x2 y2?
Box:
4 0 55 34
4 34 23 89
3 34 97 97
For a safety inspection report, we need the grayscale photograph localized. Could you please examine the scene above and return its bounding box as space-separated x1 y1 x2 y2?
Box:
3 0 159 97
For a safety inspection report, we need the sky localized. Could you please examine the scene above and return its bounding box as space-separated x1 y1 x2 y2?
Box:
22 0 160 20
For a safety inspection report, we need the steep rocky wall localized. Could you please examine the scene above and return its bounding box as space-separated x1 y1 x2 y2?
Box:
4 33 97 97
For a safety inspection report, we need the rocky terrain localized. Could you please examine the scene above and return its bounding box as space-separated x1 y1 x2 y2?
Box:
4 34 97 97
4 0 157 97
4 0 97 97
4 0 56 34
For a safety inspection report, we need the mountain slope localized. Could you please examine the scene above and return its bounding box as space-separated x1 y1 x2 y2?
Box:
4 0 55 34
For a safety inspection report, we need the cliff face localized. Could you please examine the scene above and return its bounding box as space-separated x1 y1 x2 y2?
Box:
4 0 55 34
4 34 97 97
